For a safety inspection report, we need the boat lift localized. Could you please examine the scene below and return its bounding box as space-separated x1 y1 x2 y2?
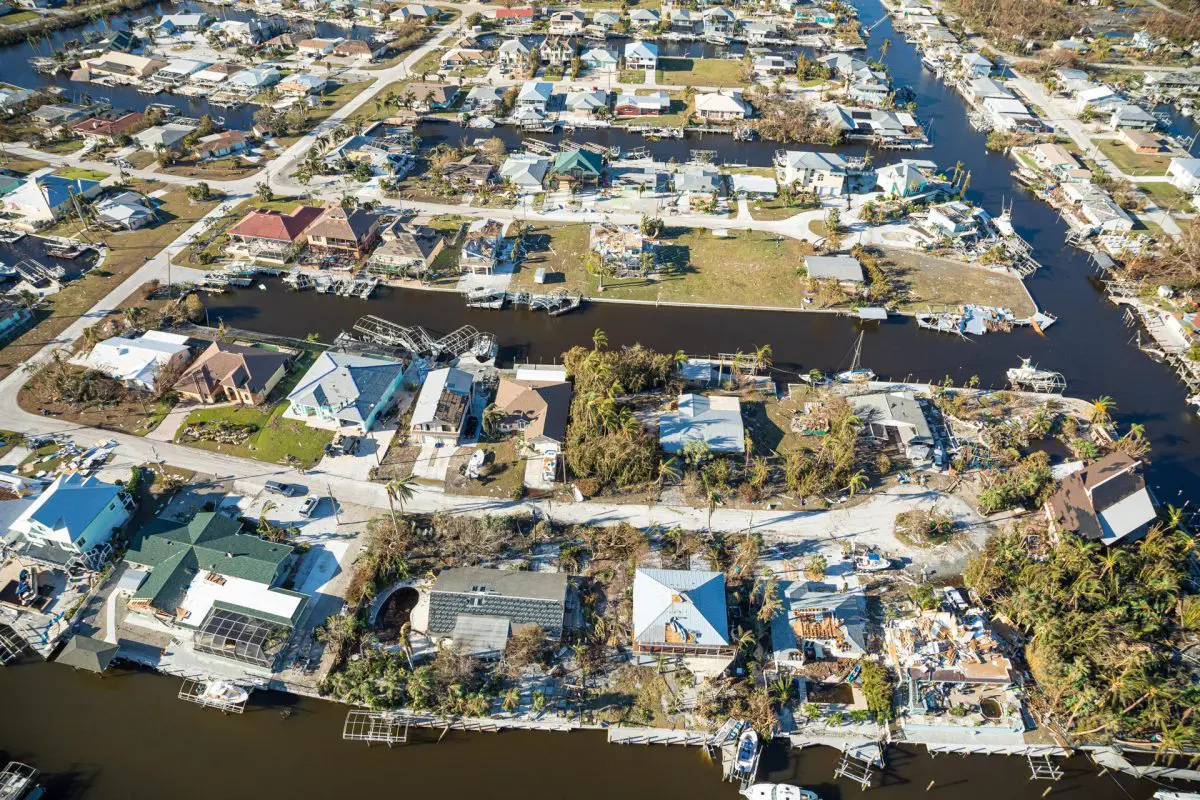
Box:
352 314 497 360
343 710 410 747
178 678 249 714
834 742 885 790
1027 752 1064 781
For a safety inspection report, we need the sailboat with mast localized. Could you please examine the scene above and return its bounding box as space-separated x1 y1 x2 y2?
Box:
836 332 876 384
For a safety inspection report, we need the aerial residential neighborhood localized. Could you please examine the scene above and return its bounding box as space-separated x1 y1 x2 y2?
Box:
0 0 1196 796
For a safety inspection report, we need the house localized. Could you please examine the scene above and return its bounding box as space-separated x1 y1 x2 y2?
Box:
1074 84 1119 115
443 157 496 188
70 110 144 143
1118 128 1161 154
404 82 459 111
590 221 650 269
675 165 723 196
410 366 473 444
963 77 1012 105
875 158 938 197
278 73 328 96
0 85 38 115
1109 103 1157 131
194 130 248 160
614 91 670 116
743 20 777 43
493 377 572 453
702 6 736 35
500 153 551 194
1061 181 1134 234
80 52 167 81
226 205 324 262
441 45 492 69
427 567 568 657
10 474 133 559
1030 143 1090 181
565 88 609 116
189 63 241 86
365 223 444 278
516 81 553 112
210 18 275 44
629 8 659 28
285 351 406 433
659 393 744 454
582 47 618 72
960 52 992 78
303 204 380 259
632 568 732 656
804 255 864 287
124 512 307 669
770 572 867 667
391 3 438 21
1168 158 1200 193
1045 452 1157 546
30 103 92 130
155 12 209 34
776 150 848 195
497 38 532 68
926 200 986 239
541 36 578 67
465 85 505 112
852 390 935 464
460 218 508 273
5 174 102 224
983 96 1039 132
694 90 751 121
333 39 384 62
228 66 282 94
550 148 603 188
94 191 158 231
729 174 778 198
174 341 290 405
753 55 794 76
669 8 701 34
297 37 339 56
548 9 585 35
77 330 190 391
0 299 31 342
624 40 659 72
131 122 195 152
494 6 534 24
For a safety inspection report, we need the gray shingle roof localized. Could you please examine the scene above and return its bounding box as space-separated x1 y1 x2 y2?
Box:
428 567 567 640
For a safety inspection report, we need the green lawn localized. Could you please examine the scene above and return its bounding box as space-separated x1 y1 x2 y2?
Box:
656 58 744 88
39 138 85 155
1136 180 1192 210
1094 138 1171 177
54 166 109 181
618 69 647 85
175 402 333 468
0 11 41 25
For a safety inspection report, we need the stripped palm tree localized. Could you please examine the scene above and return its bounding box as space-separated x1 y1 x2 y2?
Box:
385 474 418 527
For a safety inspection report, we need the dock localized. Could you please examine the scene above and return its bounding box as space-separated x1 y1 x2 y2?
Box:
463 288 583 316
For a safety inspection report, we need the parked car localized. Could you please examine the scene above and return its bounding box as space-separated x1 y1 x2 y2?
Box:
299 496 321 518
265 480 299 496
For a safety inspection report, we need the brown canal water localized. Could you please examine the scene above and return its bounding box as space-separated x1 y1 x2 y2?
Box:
0 661 1164 799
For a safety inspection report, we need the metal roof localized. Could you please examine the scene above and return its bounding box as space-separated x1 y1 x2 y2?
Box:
633 568 729 647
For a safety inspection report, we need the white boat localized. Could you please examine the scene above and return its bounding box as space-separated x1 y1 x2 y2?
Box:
835 332 876 384
1006 357 1066 393
742 784 820 800
200 680 250 705
0 261 15 278
854 551 892 572
736 728 759 772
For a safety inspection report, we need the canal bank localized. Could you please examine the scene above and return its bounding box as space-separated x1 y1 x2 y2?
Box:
0 660 1165 800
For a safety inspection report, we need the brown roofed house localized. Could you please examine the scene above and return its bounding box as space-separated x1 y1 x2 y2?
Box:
332 39 383 61
403 82 460 111
366 223 445 278
304 204 381 259
193 130 248 160
174 341 291 405
1044 452 1158 546
226 205 324 262
71 110 144 142
493 377 572 453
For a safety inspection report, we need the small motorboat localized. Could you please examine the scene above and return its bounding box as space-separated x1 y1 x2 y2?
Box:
854 551 892 573
741 783 821 800
736 728 759 772
200 680 250 705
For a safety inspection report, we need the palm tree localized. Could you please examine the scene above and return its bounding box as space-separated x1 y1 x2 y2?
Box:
706 488 719 532
481 403 503 440
592 327 608 351
752 343 773 373
656 456 680 492
1090 395 1116 425
385 474 418 527
845 470 868 497
502 687 521 713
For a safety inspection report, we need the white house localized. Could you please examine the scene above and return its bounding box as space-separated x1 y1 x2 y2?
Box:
624 41 658 71
76 330 191 390
1061 182 1134 234
659 394 744 454
516 81 553 112
1168 157 1200 193
960 52 992 78
410 367 474 444
500 153 551 193
776 150 848 195
10 473 134 557
693 89 751 122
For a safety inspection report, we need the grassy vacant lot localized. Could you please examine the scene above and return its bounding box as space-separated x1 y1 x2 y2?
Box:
1136 180 1192 209
1094 138 1171 176
410 47 446 77
511 224 817 309
39 138 85 155
0 182 221 381
656 58 744 88
1 155 48 174
443 440 525 497
176 402 333 468
617 69 647 85
160 155 260 180
54 166 109 181
881 249 1036 316
0 11 42 25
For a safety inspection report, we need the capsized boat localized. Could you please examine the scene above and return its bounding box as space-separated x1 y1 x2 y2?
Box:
200 679 250 705
736 728 759 771
741 783 821 800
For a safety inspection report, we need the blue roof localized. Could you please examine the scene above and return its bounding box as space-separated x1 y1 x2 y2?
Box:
287 351 404 427
633 568 729 647
40 175 100 208
21 473 122 538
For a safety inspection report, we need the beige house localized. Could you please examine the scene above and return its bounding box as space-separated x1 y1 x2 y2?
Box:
174 341 291 405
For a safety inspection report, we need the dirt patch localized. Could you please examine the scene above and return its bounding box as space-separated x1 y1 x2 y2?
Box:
882 248 1036 316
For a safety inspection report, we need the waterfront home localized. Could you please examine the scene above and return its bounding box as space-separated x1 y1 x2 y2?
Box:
582 47 618 73
194 130 248 160
77 330 190 391
1109 103 1157 131
155 12 210 34
79 52 168 82
494 376 572 455
132 122 195 153
155 59 209 85
333 39 384 62
776 150 848 196
960 52 992 78
465 86 505 112
675 164 723 196
659 393 744 454
304 204 381 259
1118 128 1162 154
1072 84 1120 115
226 205 324 262
550 148 604 188
629 8 659 28
460 218 508 274
30 103 93 131
427 567 569 657
694 90 751 122
229 66 282 95
497 38 532 69
443 157 496 188
1030 143 1090 182
410 366 473 444
729 174 778 198
669 8 701 35
804 254 864 288
365 223 444 278
174 341 290 405
853 390 935 464
623 41 659 71
211 18 276 45
391 3 438 22
94 191 157 231
632 568 732 657
9 474 134 561
926 200 986 240
590 221 650 270
278 73 328 96
404 82 460 111
124 511 307 670
286 351 405 433
887 598 1017 694
983 96 1040 132
1060 181 1134 234
962 77 1012 105
5 175 102 224
442 44 493 69
614 91 670 116
494 6 534 24
549 9 586 35
793 6 836 27
326 135 414 179
1168 157 1200 193
1044 452 1157 546
770 571 867 668
874 158 938 197
0 299 31 342
190 63 241 87
702 6 736 35
541 36 578 68
0 85 38 116
743 20 777 44
565 88 609 117
71 110 144 143
298 37 340 57
753 55 794 77
517 81 553 113
499 153 551 194
1144 70 1200 95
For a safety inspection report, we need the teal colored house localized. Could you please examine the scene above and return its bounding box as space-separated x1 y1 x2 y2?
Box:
10 473 134 558
283 351 406 433
550 148 604 188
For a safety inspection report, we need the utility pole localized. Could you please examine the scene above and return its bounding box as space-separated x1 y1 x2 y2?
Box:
326 482 340 525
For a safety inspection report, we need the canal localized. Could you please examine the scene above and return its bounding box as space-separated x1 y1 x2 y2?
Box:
0 661 1162 800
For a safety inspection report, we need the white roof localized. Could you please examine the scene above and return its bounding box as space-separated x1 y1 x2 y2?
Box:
730 174 777 194
633 568 729 647
514 363 568 382
983 97 1029 115
694 90 749 114
411 367 473 427
1170 157 1200 178
160 58 208 75
1078 85 1116 101
229 66 280 87
624 41 658 59
82 331 189 386
177 568 305 629
1098 488 1157 544
962 52 991 65
659 393 744 453
518 81 553 102
805 255 864 282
